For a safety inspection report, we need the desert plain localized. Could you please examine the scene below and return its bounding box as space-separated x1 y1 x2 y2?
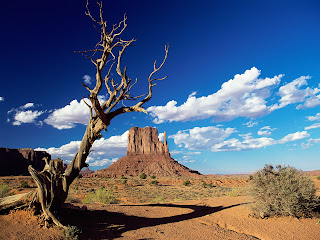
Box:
0 172 319 240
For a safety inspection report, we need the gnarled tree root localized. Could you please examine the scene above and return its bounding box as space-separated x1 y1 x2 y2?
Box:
28 164 68 230
0 163 68 230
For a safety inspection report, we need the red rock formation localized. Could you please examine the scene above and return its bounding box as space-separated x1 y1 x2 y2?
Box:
80 167 95 176
0 148 50 176
127 127 169 156
93 127 201 178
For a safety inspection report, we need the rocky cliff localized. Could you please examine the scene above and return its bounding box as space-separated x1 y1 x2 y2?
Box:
0 148 50 176
93 127 201 178
127 127 169 156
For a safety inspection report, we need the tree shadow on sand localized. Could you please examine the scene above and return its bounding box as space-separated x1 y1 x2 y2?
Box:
60 202 249 240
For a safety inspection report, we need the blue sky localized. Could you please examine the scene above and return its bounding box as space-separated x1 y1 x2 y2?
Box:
1 0 320 174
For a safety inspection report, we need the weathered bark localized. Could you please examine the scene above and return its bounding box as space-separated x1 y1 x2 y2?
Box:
0 1 168 229
0 158 68 228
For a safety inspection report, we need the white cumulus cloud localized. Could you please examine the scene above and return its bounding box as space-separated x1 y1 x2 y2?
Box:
87 158 118 167
83 75 92 85
169 126 236 150
22 103 35 109
301 138 320 149
271 76 320 110
36 130 129 166
13 110 44 125
171 126 310 153
0 97 4 102
44 99 91 129
44 96 108 130
7 102 44 126
257 126 276 136
243 119 259 128
278 131 310 144
148 67 283 123
211 130 309 152
211 135 276 152
148 68 320 124
305 123 320 130
307 112 320 121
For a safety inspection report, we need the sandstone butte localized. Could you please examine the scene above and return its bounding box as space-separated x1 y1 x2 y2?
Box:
93 127 201 178
0 148 50 176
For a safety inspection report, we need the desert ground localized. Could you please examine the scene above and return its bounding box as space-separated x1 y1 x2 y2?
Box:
0 173 319 240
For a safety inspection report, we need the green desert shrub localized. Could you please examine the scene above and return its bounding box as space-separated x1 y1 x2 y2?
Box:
317 176 320 180
150 180 159 186
83 187 119 204
151 175 156 179
249 164 319 218
202 182 214 188
227 187 248 197
19 181 30 188
0 184 11 198
62 225 82 240
183 180 191 186
139 173 147 179
151 196 165 203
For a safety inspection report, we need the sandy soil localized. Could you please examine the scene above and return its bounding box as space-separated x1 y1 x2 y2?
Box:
59 196 319 240
1 196 319 240
1 175 319 240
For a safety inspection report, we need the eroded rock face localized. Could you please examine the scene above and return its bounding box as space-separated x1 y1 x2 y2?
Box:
127 127 169 156
0 148 50 176
91 127 201 178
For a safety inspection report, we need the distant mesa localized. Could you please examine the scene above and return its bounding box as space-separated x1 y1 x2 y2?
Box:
0 148 50 176
92 127 201 178
80 167 95 176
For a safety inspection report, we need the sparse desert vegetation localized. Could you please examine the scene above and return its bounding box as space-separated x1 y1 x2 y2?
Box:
83 187 119 204
0 171 319 239
249 165 319 218
0 184 11 198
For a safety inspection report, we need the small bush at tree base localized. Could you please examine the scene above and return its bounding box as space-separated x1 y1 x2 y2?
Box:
249 164 319 218
62 225 82 240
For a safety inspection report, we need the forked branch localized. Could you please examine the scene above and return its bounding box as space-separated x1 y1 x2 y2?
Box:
66 0 168 197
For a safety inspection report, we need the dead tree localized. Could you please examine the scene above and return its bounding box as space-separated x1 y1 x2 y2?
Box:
0 1 168 229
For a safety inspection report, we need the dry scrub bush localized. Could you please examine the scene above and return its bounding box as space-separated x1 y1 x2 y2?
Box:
0 184 11 198
140 173 147 179
249 164 319 218
227 187 248 197
150 180 159 186
83 187 119 204
183 180 191 186
19 181 30 188
62 225 81 240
